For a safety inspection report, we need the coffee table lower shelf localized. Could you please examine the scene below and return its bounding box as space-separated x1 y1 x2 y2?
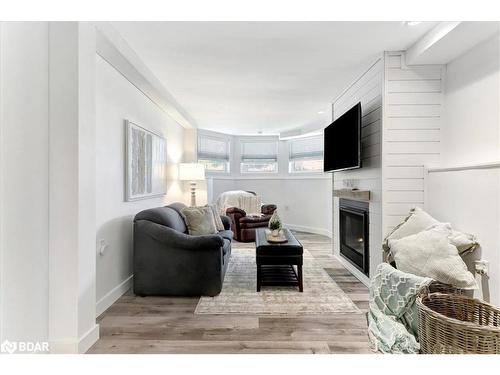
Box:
257 264 303 292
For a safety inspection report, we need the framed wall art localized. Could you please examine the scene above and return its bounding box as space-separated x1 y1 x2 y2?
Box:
125 120 167 201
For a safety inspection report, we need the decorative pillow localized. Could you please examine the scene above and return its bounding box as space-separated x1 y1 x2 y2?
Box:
383 207 438 252
180 206 217 236
206 204 225 231
427 223 478 255
383 207 478 255
388 225 478 289
238 195 262 216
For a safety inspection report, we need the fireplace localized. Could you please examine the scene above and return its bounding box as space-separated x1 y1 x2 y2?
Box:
339 198 369 276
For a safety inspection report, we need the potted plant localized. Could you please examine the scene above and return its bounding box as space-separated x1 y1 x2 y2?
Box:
268 211 282 237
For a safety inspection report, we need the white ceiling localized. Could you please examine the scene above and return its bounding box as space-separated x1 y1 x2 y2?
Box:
112 21 437 135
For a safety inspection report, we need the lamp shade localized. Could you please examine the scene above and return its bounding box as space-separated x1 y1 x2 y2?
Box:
179 163 206 181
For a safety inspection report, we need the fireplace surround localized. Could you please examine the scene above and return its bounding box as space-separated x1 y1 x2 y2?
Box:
339 198 369 276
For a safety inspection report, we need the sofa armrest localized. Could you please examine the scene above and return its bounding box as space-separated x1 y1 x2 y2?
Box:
136 220 224 250
226 207 246 217
261 204 277 215
220 215 231 230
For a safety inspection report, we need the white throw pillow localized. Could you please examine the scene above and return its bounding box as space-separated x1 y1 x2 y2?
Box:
383 207 478 255
206 204 225 231
427 223 478 255
383 207 438 252
388 226 478 289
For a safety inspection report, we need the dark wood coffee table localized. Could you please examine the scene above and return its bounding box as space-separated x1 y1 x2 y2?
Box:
255 228 304 292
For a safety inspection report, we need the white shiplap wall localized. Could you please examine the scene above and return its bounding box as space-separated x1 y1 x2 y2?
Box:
382 52 444 235
332 57 383 284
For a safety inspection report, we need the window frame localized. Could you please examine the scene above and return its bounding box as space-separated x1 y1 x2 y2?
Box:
288 135 324 174
239 139 279 174
197 133 231 175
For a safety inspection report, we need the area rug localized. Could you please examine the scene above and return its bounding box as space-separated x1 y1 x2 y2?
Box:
195 248 360 315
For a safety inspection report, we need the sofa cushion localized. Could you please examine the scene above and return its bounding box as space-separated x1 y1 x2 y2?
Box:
134 205 187 233
180 206 218 236
218 230 233 241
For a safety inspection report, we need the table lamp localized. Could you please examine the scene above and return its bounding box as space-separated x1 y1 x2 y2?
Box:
179 163 206 206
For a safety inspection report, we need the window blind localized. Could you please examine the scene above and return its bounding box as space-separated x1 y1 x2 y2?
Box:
240 140 278 162
289 135 324 161
197 135 230 161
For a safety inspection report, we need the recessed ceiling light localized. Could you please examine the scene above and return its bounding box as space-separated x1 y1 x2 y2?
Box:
317 111 325 114
405 21 422 26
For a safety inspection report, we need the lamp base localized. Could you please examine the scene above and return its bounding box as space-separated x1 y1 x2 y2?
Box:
190 181 197 207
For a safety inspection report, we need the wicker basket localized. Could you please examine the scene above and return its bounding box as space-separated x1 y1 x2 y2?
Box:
425 281 464 296
417 293 500 354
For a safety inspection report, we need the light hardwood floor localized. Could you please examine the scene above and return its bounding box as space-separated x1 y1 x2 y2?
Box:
88 231 371 354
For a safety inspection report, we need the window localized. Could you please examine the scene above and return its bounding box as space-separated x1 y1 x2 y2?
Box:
240 140 278 173
197 134 230 173
288 135 324 173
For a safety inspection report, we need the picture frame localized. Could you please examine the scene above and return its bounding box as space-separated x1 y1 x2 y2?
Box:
125 120 167 201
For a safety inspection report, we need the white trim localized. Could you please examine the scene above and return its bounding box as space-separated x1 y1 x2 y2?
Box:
96 275 133 317
0 22 4 342
427 161 500 173
209 175 331 181
95 24 195 129
49 324 100 354
78 324 100 353
285 224 332 238
334 255 370 287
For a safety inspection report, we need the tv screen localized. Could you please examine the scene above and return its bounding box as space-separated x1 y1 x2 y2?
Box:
323 102 361 172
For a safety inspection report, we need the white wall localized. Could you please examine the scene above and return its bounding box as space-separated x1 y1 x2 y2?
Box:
0 21 50 344
47 21 99 354
211 177 332 237
426 167 500 305
442 34 500 166
95 54 186 315
382 52 445 234
425 33 500 305
203 129 333 237
332 57 383 284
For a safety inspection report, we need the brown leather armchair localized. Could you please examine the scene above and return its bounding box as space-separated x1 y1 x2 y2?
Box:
226 204 277 242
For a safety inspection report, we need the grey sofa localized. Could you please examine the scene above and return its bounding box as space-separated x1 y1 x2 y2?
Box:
133 202 232 297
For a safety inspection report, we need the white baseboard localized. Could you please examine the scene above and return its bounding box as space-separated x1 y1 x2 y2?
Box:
334 254 370 287
49 340 78 354
78 324 100 353
96 275 133 317
285 223 333 238
49 324 100 354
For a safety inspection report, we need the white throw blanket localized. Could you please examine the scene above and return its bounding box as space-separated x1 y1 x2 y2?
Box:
238 195 262 216
214 190 255 215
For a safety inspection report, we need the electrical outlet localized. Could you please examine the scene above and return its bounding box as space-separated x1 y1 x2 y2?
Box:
475 260 489 276
98 239 108 256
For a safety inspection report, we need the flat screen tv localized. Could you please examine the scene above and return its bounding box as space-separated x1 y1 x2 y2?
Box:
323 102 361 172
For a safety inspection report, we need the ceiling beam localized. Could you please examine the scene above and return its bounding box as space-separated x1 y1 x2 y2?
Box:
94 22 197 129
406 21 500 65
